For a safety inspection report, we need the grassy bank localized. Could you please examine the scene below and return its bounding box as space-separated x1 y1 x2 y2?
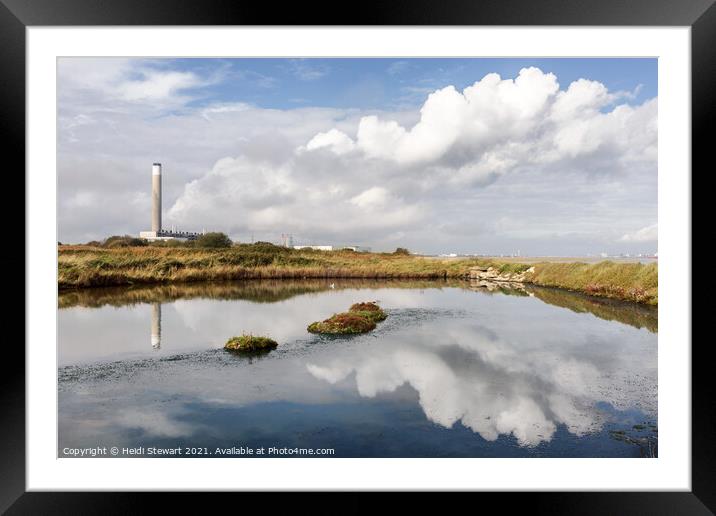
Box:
58 244 479 288
528 261 657 305
57 244 657 305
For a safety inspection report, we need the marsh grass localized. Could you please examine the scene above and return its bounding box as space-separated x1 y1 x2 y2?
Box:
58 245 657 305
58 245 479 289
528 261 658 305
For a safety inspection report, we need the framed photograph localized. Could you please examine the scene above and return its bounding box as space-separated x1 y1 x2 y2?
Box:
5 0 710 511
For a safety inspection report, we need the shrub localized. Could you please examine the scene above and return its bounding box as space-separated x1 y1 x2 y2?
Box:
103 235 147 248
393 247 410 255
194 232 233 248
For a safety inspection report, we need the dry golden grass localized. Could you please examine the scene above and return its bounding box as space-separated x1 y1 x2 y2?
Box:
58 245 657 305
57 244 479 288
529 261 658 305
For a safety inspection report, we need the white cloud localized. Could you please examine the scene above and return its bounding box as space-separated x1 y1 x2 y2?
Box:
350 186 392 209
621 223 658 242
57 60 657 253
166 155 424 241
306 317 656 447
303 128 356 155
58 58 215 110
117 70 203 102
304 67 656 183
200 102 252 120
550 78 612 122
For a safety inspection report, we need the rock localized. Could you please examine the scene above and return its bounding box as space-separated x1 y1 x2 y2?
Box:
469 279 529 294
468 265 529 284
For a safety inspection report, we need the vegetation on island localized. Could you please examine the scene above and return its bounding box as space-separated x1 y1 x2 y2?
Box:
307 301 388 334
307 313 377 334
348 302 388 322
224 334 278 352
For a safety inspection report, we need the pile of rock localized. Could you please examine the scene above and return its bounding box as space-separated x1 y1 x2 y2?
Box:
468 265 535 284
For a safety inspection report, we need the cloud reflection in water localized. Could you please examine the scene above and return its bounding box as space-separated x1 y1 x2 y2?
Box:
307 317 655 447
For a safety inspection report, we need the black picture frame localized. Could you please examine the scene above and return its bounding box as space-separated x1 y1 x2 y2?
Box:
3 0 709 512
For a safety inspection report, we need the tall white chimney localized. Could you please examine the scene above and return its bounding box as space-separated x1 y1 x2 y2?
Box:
151 303 161 349
152 163 162 233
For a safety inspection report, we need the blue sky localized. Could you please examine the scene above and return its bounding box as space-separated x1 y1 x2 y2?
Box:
58 57 658 255
167 57 656 111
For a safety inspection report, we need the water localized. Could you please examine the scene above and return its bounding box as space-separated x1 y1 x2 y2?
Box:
58 279 657 458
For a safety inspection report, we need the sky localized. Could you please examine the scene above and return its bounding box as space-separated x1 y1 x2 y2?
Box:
57 57 657 255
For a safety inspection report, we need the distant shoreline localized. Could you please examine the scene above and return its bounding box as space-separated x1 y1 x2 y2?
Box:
57 244 657 306
423 255 657 265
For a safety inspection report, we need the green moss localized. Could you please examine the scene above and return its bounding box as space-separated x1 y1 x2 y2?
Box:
307 312 377 334
349 302 388 322
351 310 387 323
224 334 278 352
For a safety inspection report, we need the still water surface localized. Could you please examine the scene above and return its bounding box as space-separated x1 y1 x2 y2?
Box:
58 279 657 457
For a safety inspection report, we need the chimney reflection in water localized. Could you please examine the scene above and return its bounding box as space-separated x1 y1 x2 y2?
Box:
151 303 161 350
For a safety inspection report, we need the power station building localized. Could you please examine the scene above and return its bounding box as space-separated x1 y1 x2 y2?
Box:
139 163 204 241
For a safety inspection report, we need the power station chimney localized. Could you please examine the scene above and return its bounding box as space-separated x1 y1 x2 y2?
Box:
151 303 161 349
152 163 162 233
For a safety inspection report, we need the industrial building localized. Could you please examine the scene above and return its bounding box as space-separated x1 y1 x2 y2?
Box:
340 245 371 252
291 244 371 252
139 163 205 241
292 245 335 251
